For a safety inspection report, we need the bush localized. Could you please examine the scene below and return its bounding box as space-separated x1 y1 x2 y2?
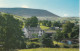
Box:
54 44 60 48
20 42 26 49
29 38 39 42
41 34 54 48
72 45 79 48
27 42 40 48
63 45 70 48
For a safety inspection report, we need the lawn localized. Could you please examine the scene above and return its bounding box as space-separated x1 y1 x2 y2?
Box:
53 41 64 46
40 23 56 33
18 48 79 51
40 25 50 30
40 23 50 30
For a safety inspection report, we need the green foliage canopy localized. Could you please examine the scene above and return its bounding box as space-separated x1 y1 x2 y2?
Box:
41 34 54 47
0 13 26 51
25 16 38 27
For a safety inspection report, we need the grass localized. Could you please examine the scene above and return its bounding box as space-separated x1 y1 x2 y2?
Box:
39 23 56 33
26 42 41 45
26 41 64 46
45 30 56 33
40 25 50 30
53 41 64 46
40 23 50 30
18 48 79 51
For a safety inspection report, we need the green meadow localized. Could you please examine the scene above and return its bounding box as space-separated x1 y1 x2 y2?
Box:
18 48 79 51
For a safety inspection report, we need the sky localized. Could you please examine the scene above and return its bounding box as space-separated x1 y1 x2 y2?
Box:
0 0 79 17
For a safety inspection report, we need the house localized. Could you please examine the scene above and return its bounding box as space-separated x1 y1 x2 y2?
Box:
50 27 55 30
55 27 59 30
23 26 44 38
50 27 60 30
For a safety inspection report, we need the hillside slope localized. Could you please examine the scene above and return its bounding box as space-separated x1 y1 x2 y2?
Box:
0 8 59 17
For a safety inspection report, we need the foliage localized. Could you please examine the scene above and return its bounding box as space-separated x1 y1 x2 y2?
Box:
0 13 26 51
27 43 40 48
47 21 52 27
26 38 41 48
29 38 39 42
72 45 79 48
42 20 52 27
53 21 61 27
41 34 54 47
25 16 38 27
54 29 64 42
68 25 79 39
25 18 31 27
63 45 70 48
53 21 79 43
27 42 40 48
54 44 60 48
42 20 48 26
62 21 75 38
32 34 38 38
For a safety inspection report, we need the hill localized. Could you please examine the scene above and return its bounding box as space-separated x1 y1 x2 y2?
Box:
0 8 59 17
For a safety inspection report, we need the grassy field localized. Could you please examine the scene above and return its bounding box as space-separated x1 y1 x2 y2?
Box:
40 25 50 30
18 48 79 51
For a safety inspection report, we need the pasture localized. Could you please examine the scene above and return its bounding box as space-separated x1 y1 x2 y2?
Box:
18 48 79 51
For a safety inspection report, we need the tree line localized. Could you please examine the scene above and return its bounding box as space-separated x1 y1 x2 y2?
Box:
39 20 62 27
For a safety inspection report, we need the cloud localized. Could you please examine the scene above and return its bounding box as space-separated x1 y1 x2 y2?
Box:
21 5 29 8
63 14 68 17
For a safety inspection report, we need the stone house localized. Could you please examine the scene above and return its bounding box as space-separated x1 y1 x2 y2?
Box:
23 26 44 38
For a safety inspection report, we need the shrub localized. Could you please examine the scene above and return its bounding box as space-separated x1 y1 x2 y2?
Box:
63 45 70 48
20 42 26 49
72 45 79 48
54 44 60 48
27 42 40 48
41 34 54 48
29 38 39 42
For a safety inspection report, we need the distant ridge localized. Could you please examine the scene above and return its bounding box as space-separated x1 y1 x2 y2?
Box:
0 8 59 17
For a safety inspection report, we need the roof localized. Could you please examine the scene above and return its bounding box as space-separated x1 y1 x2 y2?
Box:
45 32 53 34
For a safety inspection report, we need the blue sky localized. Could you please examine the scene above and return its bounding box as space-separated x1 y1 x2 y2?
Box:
0 0 79 17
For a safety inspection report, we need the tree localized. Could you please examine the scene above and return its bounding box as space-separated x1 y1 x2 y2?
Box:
25 16 38 27
62 21 74 38
47 21 52 27
41 34 54 47
42 20 48 26
0 13 26 51
54 21 79 41
53 21 61 27
68 25 79 39
54 29 64 42
30 16 38 27
25 18 31 27
32 33 38 38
